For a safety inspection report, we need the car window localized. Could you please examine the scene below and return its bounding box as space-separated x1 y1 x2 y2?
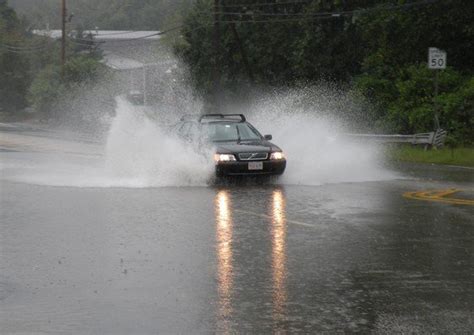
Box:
204 122 262 142
237 123 262 140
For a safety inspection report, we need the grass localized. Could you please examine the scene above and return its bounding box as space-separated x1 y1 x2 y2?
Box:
388 146 474 167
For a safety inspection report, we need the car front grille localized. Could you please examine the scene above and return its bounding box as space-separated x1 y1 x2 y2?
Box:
238 152 268 161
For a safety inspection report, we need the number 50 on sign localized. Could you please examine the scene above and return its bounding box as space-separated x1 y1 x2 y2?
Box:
428 47 447 69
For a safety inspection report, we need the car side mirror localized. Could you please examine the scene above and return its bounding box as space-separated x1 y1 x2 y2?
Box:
264 134 272 140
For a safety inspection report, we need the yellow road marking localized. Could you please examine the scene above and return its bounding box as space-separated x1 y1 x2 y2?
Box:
403 189 474 206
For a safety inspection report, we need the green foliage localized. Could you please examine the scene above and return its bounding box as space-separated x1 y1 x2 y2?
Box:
177 0 474 144
174 0 215 96
0 0 31 111
355 64 473 144
388 146 474 167
176 0 373 96
63 55 102 84
27 64 64 115
28 55 104 117
345 0 473 144
437 77 474 144
1 0 17 31
1 2 105 119
356 0 474 73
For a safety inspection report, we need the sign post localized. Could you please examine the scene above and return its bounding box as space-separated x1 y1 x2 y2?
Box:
428 48 447 129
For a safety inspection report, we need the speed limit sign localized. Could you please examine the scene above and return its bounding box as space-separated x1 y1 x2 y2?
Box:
428 47 447 69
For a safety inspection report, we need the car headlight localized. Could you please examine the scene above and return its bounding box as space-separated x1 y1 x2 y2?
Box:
270 151 285 160
214 153 236 162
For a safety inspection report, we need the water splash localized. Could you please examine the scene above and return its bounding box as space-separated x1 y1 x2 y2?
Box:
1 97 214 188
103 97 213 187
248 90 396 185
1 88 397 188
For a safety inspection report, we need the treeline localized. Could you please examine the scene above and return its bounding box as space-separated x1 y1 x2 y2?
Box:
3 0 193 123
176 0 474 144
0 0 105 121
9 0 192 30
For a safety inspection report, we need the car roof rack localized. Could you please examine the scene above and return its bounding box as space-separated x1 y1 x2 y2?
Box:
199 114 246 122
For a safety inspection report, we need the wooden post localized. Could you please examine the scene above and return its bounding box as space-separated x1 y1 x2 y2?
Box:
61 0 66 78
212 0 221 111
433 69 440 129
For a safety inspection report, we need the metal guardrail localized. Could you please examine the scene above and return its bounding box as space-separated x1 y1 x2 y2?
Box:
345 129 447 148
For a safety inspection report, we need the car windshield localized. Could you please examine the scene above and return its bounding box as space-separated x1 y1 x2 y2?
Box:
203 122 262 142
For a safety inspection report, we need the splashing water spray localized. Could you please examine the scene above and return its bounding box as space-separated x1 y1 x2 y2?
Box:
1 71 397 187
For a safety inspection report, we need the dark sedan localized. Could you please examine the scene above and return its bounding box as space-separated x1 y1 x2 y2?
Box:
174 114 286 177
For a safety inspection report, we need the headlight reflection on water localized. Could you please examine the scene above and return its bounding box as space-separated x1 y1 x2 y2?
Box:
271 189 288 324
215 190 233 333
213 188 288 332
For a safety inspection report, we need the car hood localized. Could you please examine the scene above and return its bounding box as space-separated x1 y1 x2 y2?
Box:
214 140 281 154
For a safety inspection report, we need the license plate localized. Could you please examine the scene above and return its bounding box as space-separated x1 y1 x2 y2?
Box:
248 162 263 170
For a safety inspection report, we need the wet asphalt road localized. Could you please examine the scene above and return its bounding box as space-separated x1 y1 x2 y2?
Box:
1 126 474 334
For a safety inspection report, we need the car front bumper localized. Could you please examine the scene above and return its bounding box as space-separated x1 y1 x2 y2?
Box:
215 160 286 176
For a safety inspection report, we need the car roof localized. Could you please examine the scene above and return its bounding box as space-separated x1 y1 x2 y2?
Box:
201 119 242 124
180 114 246 123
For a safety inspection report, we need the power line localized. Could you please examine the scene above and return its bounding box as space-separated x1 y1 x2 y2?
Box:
69 40 103 47
0 41 51 51
217 16 336 23
70 36 104 43
4 45 49 50
0 27 180 53
220 0 311 8
219 0 435 9
0 45 50 53
209 0 439 19
1 38 96 51
69 30 157 37
0 24 205 54
69 26 183 45
0 36 54 50
103 25 183 42
211 0 439 23
214 10 352 16
88 30 145 36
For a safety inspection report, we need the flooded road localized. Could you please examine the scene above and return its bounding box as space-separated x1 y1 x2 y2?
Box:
1 124 473 333
1 173 473 332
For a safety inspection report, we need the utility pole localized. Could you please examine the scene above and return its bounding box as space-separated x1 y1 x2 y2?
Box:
61 0 67 78
230 23 254 83
212 0 221 112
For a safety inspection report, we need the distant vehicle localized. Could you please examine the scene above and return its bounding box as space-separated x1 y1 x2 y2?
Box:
126 90 145 106
174 114 286 177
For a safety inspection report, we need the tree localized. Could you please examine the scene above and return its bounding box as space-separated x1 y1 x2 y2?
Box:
28 54 106 118
9 0 194 30
353 0 474 142
0 0 31 112
177 0 474 143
